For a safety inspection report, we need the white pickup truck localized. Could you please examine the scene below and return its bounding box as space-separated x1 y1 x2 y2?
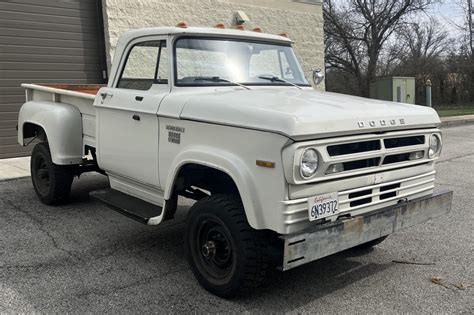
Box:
18 26 452 297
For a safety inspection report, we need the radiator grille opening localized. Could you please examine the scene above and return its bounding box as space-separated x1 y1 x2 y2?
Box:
327 140 381 156
383 153 412 165
349 189 372 207
380 184 401 200
384 136 425 149
343 157 381 171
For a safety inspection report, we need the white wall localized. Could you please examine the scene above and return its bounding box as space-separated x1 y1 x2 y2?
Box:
102 0 325 89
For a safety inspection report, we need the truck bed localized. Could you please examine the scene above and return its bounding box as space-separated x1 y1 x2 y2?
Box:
21 83 104 151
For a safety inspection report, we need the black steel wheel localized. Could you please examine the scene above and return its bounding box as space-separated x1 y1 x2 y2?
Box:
31 142 74 205
185 194 271 298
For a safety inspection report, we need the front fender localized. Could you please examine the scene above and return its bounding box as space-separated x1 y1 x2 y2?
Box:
164 146 265 230
18 101 83 165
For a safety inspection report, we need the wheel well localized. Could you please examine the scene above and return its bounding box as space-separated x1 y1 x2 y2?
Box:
23 123 47 142
173 163 239 200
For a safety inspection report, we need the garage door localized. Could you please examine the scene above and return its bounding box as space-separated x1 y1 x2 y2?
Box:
0 0 107 159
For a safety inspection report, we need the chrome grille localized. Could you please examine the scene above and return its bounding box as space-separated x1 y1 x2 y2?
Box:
282 171 436 226
289 129 439 185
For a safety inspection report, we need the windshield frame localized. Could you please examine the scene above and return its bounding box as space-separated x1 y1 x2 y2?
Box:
172 36 311 88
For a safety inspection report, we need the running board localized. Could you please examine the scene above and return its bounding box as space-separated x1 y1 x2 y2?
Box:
90 188 163 225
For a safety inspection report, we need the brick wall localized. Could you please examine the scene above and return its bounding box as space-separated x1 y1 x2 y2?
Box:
102 0 325 89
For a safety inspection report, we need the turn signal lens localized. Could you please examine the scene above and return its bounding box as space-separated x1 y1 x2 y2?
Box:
409 151 425 160
326 163 345 174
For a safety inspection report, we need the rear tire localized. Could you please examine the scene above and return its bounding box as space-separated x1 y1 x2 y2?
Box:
31 142 74 205
184 194 271 298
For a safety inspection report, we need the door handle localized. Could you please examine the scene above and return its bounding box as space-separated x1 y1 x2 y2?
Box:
132 114 141 121
100 92 113 99
135 96 144 101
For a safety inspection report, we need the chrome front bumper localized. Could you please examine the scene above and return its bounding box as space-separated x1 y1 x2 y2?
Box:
280 190 453 271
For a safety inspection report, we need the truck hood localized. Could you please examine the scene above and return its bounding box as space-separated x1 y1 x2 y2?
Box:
180 89 440 141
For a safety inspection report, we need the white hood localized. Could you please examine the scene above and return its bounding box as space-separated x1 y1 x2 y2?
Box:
180 89 440 141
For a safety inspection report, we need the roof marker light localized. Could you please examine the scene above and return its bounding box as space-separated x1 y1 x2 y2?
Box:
253 27 262 33
215 23 226 29
279 32 289 38
176 21 189 28
235 25 245 30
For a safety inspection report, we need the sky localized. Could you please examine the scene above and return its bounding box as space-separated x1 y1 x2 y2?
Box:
430 1 466 37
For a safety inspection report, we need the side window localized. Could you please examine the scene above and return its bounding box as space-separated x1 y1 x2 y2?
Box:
117 41 168 90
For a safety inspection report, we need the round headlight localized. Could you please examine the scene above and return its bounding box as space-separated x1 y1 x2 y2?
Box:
300 148 319 178
428 134 441 158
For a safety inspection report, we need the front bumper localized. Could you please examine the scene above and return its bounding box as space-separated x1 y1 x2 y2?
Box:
280 190 453 271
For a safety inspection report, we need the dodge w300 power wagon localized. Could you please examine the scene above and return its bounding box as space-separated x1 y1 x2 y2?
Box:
17 25 453 297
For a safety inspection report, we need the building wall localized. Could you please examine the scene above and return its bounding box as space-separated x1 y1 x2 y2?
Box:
101 0 325 89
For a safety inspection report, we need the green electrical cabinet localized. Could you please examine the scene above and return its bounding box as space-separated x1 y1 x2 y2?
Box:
370 77 416 104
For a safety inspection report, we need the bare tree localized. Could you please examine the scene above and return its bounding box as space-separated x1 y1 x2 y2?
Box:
390 19 453 105
324 0 438 96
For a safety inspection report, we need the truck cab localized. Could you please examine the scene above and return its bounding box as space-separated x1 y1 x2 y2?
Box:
17 25 452 298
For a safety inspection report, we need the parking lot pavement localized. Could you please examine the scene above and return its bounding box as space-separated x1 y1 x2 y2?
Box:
1 125 473 314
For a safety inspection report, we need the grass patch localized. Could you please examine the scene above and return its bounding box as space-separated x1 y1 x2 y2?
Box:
434 106 474 117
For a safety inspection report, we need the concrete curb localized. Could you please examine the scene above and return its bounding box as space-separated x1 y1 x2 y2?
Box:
440 115 474 127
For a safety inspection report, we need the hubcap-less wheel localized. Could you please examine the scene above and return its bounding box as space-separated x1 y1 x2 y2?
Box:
196 217 235 282
33 155 50 196
30 142 74 205
185 194 272 297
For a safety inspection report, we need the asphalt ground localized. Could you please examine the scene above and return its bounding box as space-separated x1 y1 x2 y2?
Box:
1 125 473 313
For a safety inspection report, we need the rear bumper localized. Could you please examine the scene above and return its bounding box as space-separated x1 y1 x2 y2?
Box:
280 190 453 271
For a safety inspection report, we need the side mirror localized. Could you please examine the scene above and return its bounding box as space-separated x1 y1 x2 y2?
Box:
312 69 325 86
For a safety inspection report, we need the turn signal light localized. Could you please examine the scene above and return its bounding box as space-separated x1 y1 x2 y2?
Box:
176 21 189 28
256 160 275 169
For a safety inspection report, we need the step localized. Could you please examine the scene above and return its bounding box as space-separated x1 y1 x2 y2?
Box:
90 188 163 225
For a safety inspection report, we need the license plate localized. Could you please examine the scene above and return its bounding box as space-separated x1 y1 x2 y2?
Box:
308 192 339 221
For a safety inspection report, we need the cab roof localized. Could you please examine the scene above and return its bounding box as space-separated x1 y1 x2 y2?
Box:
118 26 293 45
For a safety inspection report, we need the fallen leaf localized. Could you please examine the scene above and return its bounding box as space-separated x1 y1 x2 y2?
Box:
453 283 471 290
431 276 444 285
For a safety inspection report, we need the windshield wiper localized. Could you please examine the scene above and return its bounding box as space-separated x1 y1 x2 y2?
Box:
258 75 302 90
194 76 251 90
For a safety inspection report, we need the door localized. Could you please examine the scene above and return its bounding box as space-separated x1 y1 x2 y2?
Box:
96 39 169 191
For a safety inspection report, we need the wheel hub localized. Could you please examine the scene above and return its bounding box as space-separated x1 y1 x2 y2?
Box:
201 241 217 258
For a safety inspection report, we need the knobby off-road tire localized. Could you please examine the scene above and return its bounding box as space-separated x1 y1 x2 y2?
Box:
184 194 272 298
31 142 74 205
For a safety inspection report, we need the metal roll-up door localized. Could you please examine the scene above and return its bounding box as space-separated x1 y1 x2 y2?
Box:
0 0 107 158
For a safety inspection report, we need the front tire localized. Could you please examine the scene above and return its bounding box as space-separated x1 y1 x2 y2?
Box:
31 142 74 205
184 194 271 298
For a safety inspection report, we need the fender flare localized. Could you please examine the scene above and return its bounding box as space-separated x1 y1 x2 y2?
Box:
18 101 83 165
163 146 265 230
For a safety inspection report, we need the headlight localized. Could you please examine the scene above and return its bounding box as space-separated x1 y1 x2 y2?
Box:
300 148 319 178
428 134 442 158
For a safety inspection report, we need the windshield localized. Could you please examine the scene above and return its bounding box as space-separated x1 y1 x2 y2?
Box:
174 37 310 87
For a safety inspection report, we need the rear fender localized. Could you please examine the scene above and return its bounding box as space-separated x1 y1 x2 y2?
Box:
18 101 83 165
